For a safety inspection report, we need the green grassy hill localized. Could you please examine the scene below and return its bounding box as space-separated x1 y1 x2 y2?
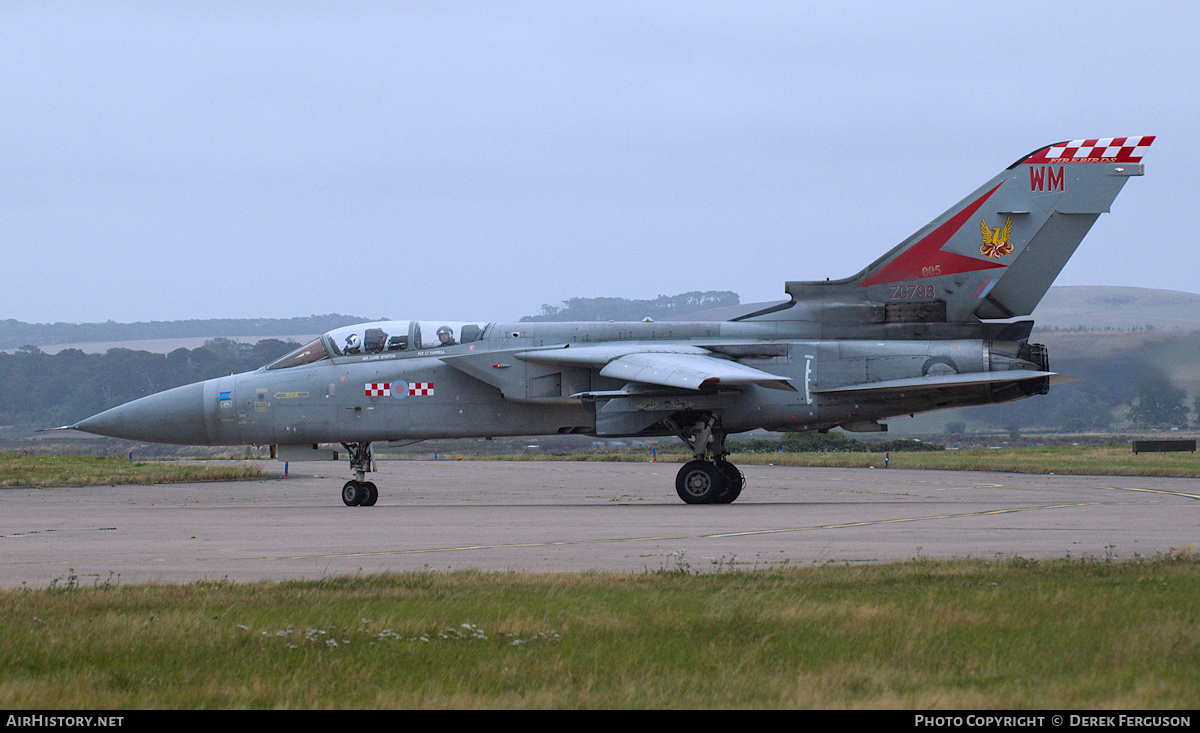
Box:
1032 286 1200 330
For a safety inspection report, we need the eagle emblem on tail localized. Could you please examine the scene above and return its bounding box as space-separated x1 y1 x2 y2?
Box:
979 216 1013 259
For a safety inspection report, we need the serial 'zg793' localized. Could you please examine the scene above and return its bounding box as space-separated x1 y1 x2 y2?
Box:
65 137 1154 506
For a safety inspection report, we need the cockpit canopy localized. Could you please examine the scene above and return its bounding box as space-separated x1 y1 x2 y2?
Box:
265 320 489 370
327 321 415 356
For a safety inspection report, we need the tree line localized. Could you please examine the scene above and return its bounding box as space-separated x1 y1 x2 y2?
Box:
0 314 370 351
0 339 297 429
958 333 1199 432
522 291 740 322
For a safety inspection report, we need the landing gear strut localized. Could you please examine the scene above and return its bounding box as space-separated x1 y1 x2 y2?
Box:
665 414 743 504
340 441 378 506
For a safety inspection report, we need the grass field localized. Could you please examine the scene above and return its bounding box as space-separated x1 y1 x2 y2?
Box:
2 443 1197 490
0 453 265 488
1 556 1197 709
2 448 1198 708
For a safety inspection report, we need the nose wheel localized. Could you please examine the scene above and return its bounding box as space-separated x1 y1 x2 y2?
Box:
342 480 378 507
340 441 379 507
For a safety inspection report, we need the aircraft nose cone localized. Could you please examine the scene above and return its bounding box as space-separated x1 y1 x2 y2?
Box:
74 381 212 445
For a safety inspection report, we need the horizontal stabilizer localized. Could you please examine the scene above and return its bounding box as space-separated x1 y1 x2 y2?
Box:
814 370 1077 397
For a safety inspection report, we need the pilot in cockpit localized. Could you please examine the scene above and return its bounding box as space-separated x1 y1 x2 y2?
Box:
343 333 361 354
435 326 457 347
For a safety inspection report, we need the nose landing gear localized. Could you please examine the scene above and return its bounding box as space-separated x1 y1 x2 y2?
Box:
340 442 378 506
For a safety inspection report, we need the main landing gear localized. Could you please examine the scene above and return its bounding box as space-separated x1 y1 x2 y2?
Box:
340 441 378 506
665 413 744 504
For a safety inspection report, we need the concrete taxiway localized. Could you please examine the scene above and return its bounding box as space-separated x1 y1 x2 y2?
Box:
1 460 1197 587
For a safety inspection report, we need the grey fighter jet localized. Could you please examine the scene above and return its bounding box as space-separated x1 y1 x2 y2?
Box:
68 137 1154 505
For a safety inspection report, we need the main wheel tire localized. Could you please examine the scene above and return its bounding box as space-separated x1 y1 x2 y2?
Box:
342 480 363 506
361 481 378 506
714 460 744 504
676 460 728 504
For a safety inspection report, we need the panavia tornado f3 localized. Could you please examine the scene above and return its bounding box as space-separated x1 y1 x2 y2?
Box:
68 137 1154 505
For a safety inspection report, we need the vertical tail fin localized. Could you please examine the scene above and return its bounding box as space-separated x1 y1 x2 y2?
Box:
787 137 1153 324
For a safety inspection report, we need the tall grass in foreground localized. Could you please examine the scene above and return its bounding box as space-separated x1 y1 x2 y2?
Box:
2 556 1197 709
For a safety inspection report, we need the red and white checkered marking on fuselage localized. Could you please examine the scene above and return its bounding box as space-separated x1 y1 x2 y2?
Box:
365 382 434 397
1025 136 1154 164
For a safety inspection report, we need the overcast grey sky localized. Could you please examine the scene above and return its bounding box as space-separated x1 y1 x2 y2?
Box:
2 1 1195 325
